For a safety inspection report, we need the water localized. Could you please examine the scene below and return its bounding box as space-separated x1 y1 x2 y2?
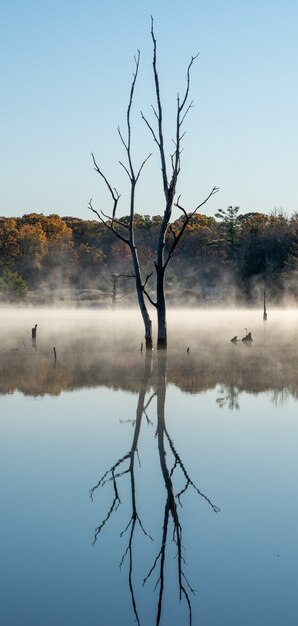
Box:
1 308 298 625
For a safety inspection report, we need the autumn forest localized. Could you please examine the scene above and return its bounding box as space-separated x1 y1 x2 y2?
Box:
0 207 297 305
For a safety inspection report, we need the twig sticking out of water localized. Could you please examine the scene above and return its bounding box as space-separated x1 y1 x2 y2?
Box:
53 347 57 369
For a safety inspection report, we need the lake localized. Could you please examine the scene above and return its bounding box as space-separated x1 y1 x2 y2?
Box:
1 308 298 625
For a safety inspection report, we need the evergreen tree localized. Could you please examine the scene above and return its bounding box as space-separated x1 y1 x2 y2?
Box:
0 269 28 300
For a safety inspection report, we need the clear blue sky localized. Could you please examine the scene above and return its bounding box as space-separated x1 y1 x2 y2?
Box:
1 0 297 220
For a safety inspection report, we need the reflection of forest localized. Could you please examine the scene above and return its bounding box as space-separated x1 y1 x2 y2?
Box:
1 336 298 399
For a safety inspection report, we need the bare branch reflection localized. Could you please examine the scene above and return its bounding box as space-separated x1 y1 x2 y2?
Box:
216 384 240 410
90 352 220 625
90 352 153 625
271 388 290 407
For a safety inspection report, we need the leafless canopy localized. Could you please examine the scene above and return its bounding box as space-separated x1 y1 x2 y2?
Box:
140 18 219 281
90 18 218 347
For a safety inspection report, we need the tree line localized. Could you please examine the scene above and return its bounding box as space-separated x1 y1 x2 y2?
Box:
0 207 297 303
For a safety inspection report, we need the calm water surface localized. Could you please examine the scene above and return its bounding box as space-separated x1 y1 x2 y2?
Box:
1 309 298 625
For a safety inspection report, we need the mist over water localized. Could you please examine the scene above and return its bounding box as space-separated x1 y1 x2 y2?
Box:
0 307 298 397
1 307 298 626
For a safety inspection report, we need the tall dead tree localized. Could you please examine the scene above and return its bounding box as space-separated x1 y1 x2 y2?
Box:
91 20 218 348
89 51 153 348
109 273 134 310
141 19 218 347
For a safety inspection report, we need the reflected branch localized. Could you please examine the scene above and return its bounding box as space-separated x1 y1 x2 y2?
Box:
92 470 121 545
216 384 240 410
142 353 220 625
165 428 220 512
91 352 153 625
91 351 220 626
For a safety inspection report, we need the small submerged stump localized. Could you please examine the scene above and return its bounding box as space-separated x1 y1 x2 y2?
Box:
242 331 253 343
31 324 38 351
263 290 268 320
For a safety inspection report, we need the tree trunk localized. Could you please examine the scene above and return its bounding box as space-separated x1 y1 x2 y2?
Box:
136 276 153 349
156 266 167 348
111 274 117 310
131 245 153 349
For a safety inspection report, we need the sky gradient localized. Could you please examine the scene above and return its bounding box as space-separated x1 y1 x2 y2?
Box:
1 0 297 220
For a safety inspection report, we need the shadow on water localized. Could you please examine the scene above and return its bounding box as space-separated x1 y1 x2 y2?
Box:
90 351 219 626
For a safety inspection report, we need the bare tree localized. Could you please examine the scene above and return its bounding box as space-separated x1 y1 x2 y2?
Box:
89 51 153 348
141 18 219 347
91 20 218 348
109 272 134 310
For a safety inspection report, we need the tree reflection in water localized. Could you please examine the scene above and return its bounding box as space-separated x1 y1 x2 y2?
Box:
90 352 220 625
271 388 290 407
216 384 240 410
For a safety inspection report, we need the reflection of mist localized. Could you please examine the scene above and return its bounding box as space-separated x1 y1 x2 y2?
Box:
90 352 219 625
1 308 298 401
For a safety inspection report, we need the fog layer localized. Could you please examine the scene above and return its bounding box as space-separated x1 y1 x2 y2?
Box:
0 308 297 398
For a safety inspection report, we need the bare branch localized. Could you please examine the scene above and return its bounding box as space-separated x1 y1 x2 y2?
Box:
182 571 196 595
117 125 128 152
151 16 169 197
142 548 162 586
151 103 158 119
91 152 120 205
164 427 220 513
143 271 153 288
100 209 129 229
91 354 153 623
193 185 220 212
90 152 125 229
118 48 141 185
169 224 178 241
181 585 192 626
163 186 220 270
140 111 160 146
119 544 130 570
143 409 154 426
89 199 130 246
92 472 121 545
170 150 175 172
120 515 134 538
119 160 132 180
137 515 154 541
136 153 152 183
179 53 199 114
179 101 194 127
143 392 157 412
89 451 130 501
143 288 157 308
